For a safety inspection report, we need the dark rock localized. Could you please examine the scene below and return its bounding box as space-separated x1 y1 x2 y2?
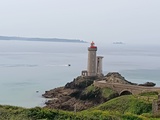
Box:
69 90 81 98
139 82 156 87
61 104 73 111
104 72 137 85
65 76 96 89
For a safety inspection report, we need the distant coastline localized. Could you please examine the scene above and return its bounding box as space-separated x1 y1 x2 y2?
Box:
0 36 87 43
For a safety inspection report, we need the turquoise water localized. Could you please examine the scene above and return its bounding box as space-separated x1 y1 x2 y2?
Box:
0 40 160 107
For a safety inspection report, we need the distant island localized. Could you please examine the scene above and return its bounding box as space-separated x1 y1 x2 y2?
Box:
113 41 124 44
0 36 87 43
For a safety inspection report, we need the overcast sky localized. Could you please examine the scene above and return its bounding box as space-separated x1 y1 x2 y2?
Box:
0 0 160 44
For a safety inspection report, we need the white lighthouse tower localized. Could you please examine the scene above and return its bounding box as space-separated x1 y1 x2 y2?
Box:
87 41 97 76
81 41 103 77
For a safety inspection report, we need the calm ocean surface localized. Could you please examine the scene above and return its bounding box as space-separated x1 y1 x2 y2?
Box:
0 40 160 108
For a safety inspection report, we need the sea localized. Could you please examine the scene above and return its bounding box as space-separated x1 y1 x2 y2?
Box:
0 40 160 108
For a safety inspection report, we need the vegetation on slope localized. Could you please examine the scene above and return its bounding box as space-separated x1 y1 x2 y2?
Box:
0 105 29 120
139 91 159 96
89 95 152 115
1 94 160 120
0 105 145 120
43 80 119 111
81 84 118 100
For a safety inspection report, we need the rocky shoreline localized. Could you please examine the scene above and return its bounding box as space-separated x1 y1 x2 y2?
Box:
42 72 137 111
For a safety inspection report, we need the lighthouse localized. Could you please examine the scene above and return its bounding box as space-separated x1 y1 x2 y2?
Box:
87 41 97 76
81 41 103 77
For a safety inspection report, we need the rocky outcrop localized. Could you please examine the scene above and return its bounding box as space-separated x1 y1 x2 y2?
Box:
104 72 137 85
64 76 97 89
43 72 154 111
139 82 156 87
42 75 119 111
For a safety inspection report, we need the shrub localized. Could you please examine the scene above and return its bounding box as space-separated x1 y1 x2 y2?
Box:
139 91 158 96
122 113 143 120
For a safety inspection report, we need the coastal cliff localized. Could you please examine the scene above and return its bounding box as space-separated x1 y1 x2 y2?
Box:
42 72 133 111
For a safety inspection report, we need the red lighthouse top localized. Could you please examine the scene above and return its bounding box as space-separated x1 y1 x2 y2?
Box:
90 41 97 48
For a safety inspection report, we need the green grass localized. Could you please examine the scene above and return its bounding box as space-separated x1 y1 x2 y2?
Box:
88 95 152 115
0 93 160 120
83 84 117 100
0 105 30 120
101 87 117 98
135 92 158 103
139 91 159 96
84 84 98 93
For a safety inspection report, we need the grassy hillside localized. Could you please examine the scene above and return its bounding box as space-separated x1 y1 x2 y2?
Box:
0 105 144 120
0 105 29 120
89 95 152 115
0 94 160 120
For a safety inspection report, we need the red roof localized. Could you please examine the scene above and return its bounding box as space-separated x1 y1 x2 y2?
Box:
90 41 97 48
90 46 97 48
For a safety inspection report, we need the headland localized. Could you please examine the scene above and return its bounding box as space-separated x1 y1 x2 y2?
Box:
42 42 160 112
0 35 87 43
42 72 160 111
